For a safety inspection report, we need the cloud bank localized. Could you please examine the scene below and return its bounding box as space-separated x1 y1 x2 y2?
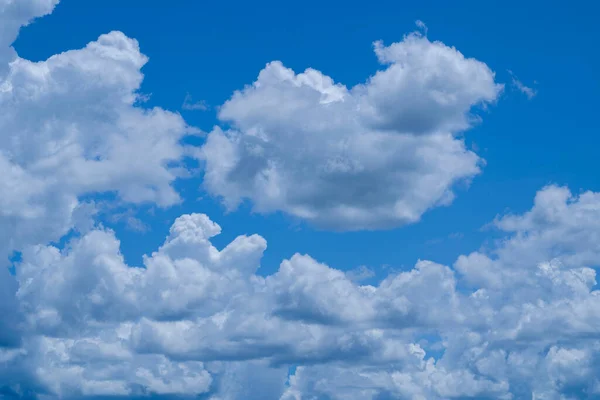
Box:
5 186 600 399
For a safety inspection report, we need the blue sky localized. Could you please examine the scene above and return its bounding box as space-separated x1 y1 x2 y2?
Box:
12 0 599 277
2 1 600 398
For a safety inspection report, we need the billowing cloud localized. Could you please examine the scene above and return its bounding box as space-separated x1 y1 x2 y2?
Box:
0 1 194 263
2 3 597 400
0 0 58 76
200 32 502 230
0 1 194 393
3 185 600 399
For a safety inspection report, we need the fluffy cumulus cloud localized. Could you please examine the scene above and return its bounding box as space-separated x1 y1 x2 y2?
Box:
5 185 600 399
3 2 600 400
200 32 502 230
0 0 194 262
0 0 57 74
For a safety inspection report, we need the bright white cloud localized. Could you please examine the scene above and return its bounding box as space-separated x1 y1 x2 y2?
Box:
0 0 58 76
3 185 600 399
200 32 502 230
0 2 195 394
0 2 195 262
2 2 598 400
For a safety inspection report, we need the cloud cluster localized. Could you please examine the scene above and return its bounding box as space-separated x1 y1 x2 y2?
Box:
0 0 58 75
0 1 194 263
200 32 502 230
4 186 600 399
2 2 594 400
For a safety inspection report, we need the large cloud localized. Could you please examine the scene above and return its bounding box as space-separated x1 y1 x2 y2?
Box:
0 1 194 263
200 32 502 230
0 0 58 76
0 0 192 384
4 186 600 399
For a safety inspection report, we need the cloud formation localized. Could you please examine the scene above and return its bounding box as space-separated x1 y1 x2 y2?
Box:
5 185 600 399
201 32 502 230
1 3 593 400
508 69 537 99
0 1 194 263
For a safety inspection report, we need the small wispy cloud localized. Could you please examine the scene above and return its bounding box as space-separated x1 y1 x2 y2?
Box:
345 265 375 283
134 92 151 105
426 231 464 246
124 216 149 233
182 93 208 111
107 210 149 233
448 232 464 240
415 20 428 35
508 70 537 99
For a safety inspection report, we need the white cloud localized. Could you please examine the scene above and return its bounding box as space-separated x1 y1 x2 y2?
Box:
20 333 213 398
0 2 196 394
508 69 537 99
345 265 375 283
0 1 195 263
415 20 428 35
182 92 208 111
0 0 59 76
4 185 600 398
200 32 502 230
3 2 599 399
